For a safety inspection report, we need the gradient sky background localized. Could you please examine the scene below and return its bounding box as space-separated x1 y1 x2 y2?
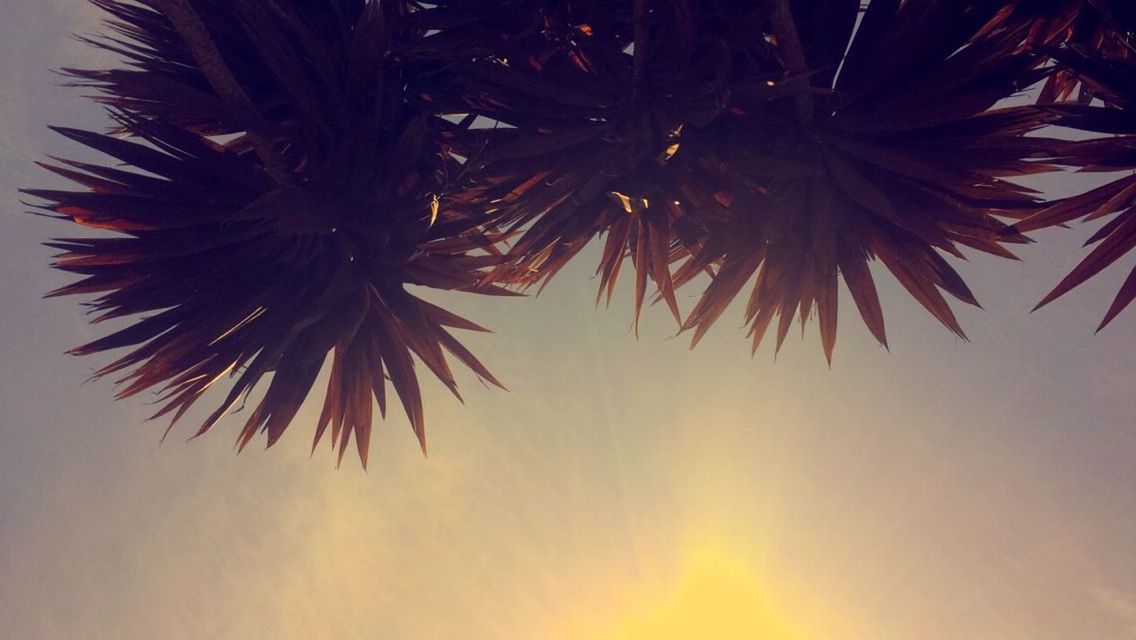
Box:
3 3 1136 639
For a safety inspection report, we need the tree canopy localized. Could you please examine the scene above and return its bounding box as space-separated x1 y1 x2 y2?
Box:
28 0 1136 465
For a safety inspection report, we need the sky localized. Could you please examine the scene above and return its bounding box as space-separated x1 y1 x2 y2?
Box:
2 3 1136 639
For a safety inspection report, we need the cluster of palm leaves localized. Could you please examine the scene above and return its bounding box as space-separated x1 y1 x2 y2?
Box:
27 0 1136 465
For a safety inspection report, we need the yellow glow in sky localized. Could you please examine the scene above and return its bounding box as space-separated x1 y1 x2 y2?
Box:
588 545 807 640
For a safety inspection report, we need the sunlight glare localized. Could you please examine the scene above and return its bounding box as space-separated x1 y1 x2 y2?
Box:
595 545 808 640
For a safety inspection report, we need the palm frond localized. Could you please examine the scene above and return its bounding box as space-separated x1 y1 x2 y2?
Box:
29 0 505 465
1015 40 1136 329
31 0 1136 465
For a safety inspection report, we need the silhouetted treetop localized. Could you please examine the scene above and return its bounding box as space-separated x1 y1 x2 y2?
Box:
27 0 1136 464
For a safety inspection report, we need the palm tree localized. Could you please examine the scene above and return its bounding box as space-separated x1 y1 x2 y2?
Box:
28 0 510 467
28 0 1136 465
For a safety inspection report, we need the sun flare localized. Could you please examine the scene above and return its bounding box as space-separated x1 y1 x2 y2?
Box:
586 545 808 640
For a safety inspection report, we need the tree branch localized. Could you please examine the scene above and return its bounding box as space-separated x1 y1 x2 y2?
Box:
633 0 649 89
770 0 814 123
148 0 289 182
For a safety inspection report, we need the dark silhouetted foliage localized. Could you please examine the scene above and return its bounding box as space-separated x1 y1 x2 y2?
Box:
28 0 1136 464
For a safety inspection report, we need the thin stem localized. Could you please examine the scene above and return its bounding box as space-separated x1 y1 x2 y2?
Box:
770 0 814 123
149 0 289 182
633 0 649 89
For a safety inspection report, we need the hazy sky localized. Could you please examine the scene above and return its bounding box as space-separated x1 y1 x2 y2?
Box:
3 3 1136 639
